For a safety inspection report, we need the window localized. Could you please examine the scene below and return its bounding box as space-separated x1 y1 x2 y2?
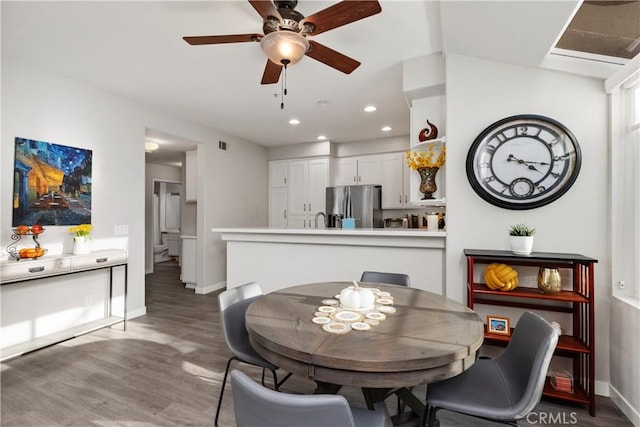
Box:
611 76 640 303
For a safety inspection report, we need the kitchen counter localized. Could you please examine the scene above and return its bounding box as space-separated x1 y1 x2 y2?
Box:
212 227 446 294
211 227 444 237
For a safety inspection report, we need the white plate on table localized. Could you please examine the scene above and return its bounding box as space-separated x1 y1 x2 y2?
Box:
334 311 363 322
322 322 350 334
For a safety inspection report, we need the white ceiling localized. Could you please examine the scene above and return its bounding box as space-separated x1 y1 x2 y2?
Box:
2 1 591 166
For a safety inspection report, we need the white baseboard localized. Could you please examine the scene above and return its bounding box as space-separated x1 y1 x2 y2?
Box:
126 306 147 320
596 380 610 397
610 384 640 426
196 281 226 294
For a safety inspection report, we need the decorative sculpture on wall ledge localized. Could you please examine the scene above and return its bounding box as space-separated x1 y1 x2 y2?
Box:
418 119 438 142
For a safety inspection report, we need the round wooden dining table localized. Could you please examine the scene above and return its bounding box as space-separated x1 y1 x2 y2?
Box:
245 282 484 415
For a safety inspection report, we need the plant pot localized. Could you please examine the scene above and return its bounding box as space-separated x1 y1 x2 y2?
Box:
510 235 533 255
73 236 92 255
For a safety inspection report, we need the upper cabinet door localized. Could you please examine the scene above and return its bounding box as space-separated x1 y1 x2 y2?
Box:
379 153 405 209
307 158 329 213
269 160 288 188
357 156 381 185
334 158 358 186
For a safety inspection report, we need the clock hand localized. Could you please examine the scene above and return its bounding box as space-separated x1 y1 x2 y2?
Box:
507 154 525 164
508 154 550 167
527 164 542 173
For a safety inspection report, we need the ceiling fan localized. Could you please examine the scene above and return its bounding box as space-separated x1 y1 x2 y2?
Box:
183 0 382 85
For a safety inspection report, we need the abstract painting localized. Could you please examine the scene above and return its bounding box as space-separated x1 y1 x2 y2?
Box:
12 137 92 226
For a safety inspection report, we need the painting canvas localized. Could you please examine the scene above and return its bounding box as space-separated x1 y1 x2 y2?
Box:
12 137 92 226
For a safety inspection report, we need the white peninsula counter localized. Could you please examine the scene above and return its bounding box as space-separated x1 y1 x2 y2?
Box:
212 227 446 294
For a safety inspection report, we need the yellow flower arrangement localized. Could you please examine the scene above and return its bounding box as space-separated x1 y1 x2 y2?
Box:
68 224 92 238
406 144 446 170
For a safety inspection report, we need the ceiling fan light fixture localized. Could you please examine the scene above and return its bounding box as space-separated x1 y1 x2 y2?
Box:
260 31 309 66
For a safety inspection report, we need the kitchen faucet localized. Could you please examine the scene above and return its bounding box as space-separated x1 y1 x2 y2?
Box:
314 212 326 228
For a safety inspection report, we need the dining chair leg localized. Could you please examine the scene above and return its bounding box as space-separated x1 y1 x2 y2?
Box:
274 371 292 390
260 368 267 387
214 356 238 427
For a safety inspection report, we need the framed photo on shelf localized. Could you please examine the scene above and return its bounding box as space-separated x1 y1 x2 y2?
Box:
487 315 510 336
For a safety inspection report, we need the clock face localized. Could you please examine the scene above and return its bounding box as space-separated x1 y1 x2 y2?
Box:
466 115 581 210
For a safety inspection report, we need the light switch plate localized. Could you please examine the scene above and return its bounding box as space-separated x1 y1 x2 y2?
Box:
114 225 129 235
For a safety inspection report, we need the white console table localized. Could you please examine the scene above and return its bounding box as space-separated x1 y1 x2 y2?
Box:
0 249 128 361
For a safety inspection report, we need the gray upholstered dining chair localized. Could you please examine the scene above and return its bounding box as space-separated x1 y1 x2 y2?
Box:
215 282 291 427
424 311 558 427
231 370 391 427
360 271 411 286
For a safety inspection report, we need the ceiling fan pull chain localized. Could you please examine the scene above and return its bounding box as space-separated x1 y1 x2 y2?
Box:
280 61 289 110
280 75 284 110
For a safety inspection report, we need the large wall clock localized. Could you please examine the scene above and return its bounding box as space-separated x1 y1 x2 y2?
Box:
466 114 581 210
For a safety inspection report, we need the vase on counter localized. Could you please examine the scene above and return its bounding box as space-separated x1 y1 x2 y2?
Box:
418 166 439 199
72 236 92 255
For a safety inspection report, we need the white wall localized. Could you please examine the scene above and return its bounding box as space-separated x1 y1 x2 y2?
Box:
444 54 611 389
204 139 268 293
2 57 268 323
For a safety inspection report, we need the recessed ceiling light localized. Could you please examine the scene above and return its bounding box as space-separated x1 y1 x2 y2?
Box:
145 141 159 152
381 126 392 132
364 105 377 113
289 119 300 125
317 135 327 141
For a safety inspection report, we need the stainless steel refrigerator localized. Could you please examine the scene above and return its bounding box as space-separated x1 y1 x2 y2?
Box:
326 185 383 228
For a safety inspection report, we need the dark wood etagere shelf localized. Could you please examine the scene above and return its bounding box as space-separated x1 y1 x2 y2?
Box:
464 249 597 416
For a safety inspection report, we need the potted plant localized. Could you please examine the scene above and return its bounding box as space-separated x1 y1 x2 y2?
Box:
508 223 535 255
69 223 93 254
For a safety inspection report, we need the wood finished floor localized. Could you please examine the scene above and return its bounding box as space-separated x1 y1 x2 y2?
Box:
1 260 633 426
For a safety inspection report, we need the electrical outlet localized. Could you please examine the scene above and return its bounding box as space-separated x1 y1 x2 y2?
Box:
114 225 128 235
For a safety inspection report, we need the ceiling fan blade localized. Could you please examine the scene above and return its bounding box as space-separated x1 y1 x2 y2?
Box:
249 0 281 21
306 40 360 74
261 60 283 84
183 34 262 45
302 1 381 36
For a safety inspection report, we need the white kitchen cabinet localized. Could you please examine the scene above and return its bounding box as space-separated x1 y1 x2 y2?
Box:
307 158 329 213
287 213 325 229
287 158 329 216
379 152 412 209
185 150 197 203
269 160 288 188
333 155 381 186
268 157 329 228
334 157 358 185
269 187 288 228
